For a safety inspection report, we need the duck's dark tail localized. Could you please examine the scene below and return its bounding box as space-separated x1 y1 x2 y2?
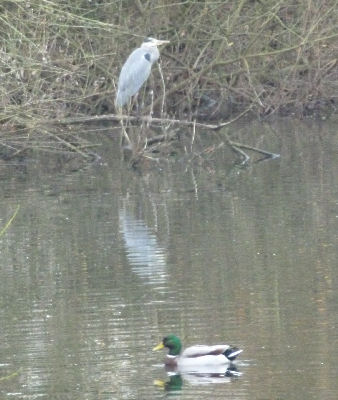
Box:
224 347 243 361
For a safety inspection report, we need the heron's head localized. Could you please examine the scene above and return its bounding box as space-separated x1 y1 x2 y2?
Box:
142 37 170 48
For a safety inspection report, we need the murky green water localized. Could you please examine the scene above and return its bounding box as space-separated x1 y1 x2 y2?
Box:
0 119 337 399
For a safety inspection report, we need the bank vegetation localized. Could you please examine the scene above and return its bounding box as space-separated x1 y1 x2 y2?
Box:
0 0 337 161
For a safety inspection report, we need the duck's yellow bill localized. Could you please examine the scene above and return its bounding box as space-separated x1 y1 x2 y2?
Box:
153 342 164 351
153 379 165 388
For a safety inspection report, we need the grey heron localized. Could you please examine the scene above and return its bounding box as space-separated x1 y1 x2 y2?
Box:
115 37 170 108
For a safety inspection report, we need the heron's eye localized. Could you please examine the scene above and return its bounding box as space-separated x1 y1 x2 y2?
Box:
144 53 151 62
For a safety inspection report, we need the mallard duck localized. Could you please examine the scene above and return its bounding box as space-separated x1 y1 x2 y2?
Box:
153 334 242 371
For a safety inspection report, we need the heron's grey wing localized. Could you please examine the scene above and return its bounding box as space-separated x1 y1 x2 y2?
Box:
116 48 153 106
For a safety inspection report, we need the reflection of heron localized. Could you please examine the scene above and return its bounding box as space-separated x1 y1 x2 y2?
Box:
119 205 167 284
115 37 170 108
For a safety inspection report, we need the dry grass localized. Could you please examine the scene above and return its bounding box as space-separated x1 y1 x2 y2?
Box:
0 0 337 158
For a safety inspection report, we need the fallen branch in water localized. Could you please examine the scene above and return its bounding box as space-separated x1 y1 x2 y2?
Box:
222 135 280 163
230 141 280 158
45 103 278 162
45 104 252 131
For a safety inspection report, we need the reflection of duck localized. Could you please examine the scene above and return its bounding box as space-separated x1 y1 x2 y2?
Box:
155 365 241 391
154 374 183 392
179 364 242 384
153 334 242 373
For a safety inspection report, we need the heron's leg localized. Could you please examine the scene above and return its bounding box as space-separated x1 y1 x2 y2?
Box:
134 92 139 113
117 106 131 146
121 119 131 144
147 90 154 128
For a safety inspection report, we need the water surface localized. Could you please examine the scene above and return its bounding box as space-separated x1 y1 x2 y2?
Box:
0 118 337 399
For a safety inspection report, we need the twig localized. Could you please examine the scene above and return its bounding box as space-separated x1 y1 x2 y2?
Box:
242 57 264 108
134 0 144 15
0 205 20 237
41 129 92 158
214 32 338 68
191 120 196 151
145 131 178 146
0 368 21 382
157 61 167 117
230 141 280 158
46 104 253 131
218 125 279 162
231 145 250 164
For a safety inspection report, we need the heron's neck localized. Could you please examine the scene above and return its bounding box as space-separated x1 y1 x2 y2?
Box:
141 45 160 62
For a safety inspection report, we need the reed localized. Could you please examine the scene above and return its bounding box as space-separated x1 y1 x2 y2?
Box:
0 0 336 157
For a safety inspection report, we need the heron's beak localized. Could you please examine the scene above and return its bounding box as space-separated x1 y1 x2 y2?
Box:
154 39 170 46
153 341 165 351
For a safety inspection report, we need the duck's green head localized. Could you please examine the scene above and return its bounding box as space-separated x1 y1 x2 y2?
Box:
153 334 182 356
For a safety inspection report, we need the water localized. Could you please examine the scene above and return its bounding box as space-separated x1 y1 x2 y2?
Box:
0 118 337 399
